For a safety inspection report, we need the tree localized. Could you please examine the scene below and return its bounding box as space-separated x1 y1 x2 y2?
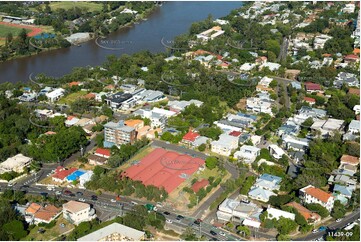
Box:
331 200 346 219
236 225 251 237
276 217 298 235
269 194 293 207
305 203 329 218
205 156 218 170
2 220 28 240
180 227 198 241
198 143 206 152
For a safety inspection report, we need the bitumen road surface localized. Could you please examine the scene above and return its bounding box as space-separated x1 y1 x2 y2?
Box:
152 140 208 160
294 209 360 241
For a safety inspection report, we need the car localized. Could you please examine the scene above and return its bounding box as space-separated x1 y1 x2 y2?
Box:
63 190 72 195
78 198 85 202
60 223 65 228
91 195 98 201
312 229 318 233
176 215 185 220
193 220 200 225
131 201 138 205
219 231 226 236
163 211 170 215
336 218 343 222
40 192 48 197
110 199 117 203
69 193 75 197
156 202 163 208
55 191 62 195
166 219 173 224
318 226 327 232
76 192 83 196
209 237 218 241
210 230 217 236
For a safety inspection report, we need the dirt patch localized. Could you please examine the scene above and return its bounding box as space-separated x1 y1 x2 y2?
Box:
0 21 43 37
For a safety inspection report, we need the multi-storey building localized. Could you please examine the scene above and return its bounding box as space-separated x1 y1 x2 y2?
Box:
299 185 335 212
104 121 136 148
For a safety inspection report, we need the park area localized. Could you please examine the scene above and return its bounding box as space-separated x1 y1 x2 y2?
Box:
46 1 102 11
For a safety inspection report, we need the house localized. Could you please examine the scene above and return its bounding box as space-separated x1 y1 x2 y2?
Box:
168 99 203 113
193 136 210 148
46 88 65 102
285 202 321 224
120 8 138 14
246 97 273 115
63 201 96 225
88 154 108 166
211 133 239 156
134 89 166 103
75 118 94 128
19 92 37 102
304 97 316 105
311 118 344 137
79 170 93 188
251 135 262 146
240 63 256 72
353 105 360 115
0 154 32 174
65 116 80 127
290 81 302 90
348 120 360 134
234 145 260 164
94 148 111 158
344 54 359 63
328 174 357 186
333 184 355 200
334 72 359 88
196 26 225 41
25 203 61 225
125 119 144 131
52 167 77 183
266 207 295 221
296 106 327 123
260 62 281 71
133 108 176 129
313 34 332 49
258 76 273 88
95 92 108 102
252 174 282 191
268 144 285 159
282 135 310 152
77 222 145 241
103 121 136 148
216 198 262 226
182 130 200 146
342 3 355 13
192 179 209 193
340 155 360 167
304 82 321 93
277 122 300 137
248 187 276 202
106 92 133 110
299 185 335 212
213 19 230 25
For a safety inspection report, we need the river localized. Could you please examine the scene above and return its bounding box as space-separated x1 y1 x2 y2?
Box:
0 1 243 84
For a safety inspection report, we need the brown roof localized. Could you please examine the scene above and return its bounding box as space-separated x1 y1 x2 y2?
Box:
88 154 108 164
34 205 61 222
192 179 209 193
348 88 360 96
304 187 332 203
125 119 144 128
26 203 41 215
63 200 90 213
286 201 320 221
340 155 360 166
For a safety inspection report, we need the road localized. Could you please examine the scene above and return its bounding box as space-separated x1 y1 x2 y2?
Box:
294 209 360 241
152 140 208 160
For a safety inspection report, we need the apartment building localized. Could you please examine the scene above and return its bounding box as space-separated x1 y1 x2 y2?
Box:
103 121 136 148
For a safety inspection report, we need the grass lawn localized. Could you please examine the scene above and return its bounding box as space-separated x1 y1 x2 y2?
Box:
117 146 155 171
22 215 74 241
0 24 31 38
47 1 102 12
58 90 87 105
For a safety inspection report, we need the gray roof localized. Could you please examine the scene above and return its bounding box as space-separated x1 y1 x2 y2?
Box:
333 184 355 197
349 120 360 131
77 223 144 241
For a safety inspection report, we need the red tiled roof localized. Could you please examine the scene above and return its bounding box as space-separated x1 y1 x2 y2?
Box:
69 81 80 87
192 179 209 193
305 82 321 91
344 54 359 60
340 155 360 165
67 116 76 121
348 88 360 96
26 203 41 215
286 202 320 221
84 93 95 99
304 97 316 103
229 131 242 137
53 167 77 181
304 187 332 203
95 148 111 157
353 48 360 54
182 131 200 142
34 205 61 222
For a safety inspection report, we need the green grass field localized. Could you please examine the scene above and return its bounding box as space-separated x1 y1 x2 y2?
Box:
47 1 102 12
0 24 31 38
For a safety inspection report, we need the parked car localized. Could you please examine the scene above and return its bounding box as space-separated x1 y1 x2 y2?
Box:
63 190 72 195
210 230 217 236
78 198 85 202
219 231 226 236
176 215 185 220
76 191 83 196
163 211 170 215
110 199 117 203
91 195 98 201
55 191 62 195
166 219 173 224
312 229 318 233
336 218 343 222
318 226 327 232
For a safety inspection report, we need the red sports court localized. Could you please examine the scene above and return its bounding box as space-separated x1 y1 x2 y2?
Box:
123 148 205 193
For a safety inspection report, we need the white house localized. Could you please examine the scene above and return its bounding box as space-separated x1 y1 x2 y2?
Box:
46 88 65 102
260 62 281 71
240 63 256 72
0 154 32 174
211 133 239 156
63 201 96 225
266 207 295 221
299 185 335 212
269 144 285 159
234 145 260 164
